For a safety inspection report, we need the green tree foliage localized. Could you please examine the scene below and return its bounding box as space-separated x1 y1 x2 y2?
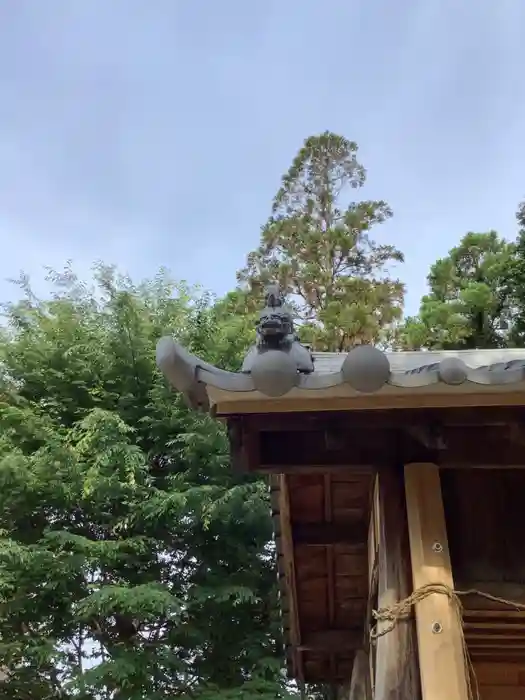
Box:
209 290 260 370
237 132 405 351
0 265 296 699
398 232 515 350
506 199 525 345
517 198 525 230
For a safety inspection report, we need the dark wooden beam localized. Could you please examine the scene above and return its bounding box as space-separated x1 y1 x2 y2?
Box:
298 628 363 653
292 522 368 547
237 406 525 433
261 463 376 474
406 424 447 451
227 416 261 472
252 424 525 471
259 428 394 469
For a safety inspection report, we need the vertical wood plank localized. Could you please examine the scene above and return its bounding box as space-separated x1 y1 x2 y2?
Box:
367 475 379 695
278 474 303 681
368 475 379 587
324 474 337 681
348 650 372 700
374 465 421 700
404 462 469 700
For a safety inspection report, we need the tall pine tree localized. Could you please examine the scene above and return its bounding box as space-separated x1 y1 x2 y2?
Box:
238 132 405 351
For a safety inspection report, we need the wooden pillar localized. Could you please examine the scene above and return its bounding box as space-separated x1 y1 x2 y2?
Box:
374 465 421 700
278 474 303 682
337 650 372 700
348 650 372 700
404 463 469 700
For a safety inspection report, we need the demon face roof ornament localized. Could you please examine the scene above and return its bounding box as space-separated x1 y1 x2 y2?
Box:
241 283 314 377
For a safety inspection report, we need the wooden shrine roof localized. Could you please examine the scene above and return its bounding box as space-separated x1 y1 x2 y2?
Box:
157 333 525 416
210 348 525 416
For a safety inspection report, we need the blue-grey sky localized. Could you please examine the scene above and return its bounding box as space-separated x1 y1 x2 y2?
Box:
0 0 524 315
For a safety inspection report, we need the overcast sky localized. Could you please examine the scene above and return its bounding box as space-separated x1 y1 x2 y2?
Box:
0 0 524 314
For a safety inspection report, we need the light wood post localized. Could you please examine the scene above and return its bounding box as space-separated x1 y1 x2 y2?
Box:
347 650 372 700
374 466 421 700
404 463 469 700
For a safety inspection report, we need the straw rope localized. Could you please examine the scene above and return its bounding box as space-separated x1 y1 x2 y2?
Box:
370 582 525 700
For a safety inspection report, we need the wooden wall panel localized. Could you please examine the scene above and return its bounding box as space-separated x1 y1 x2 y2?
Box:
475 662 525 686
478 688 523 700
475 662 525 700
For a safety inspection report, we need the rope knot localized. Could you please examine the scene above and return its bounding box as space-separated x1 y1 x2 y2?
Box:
370 582 525 700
